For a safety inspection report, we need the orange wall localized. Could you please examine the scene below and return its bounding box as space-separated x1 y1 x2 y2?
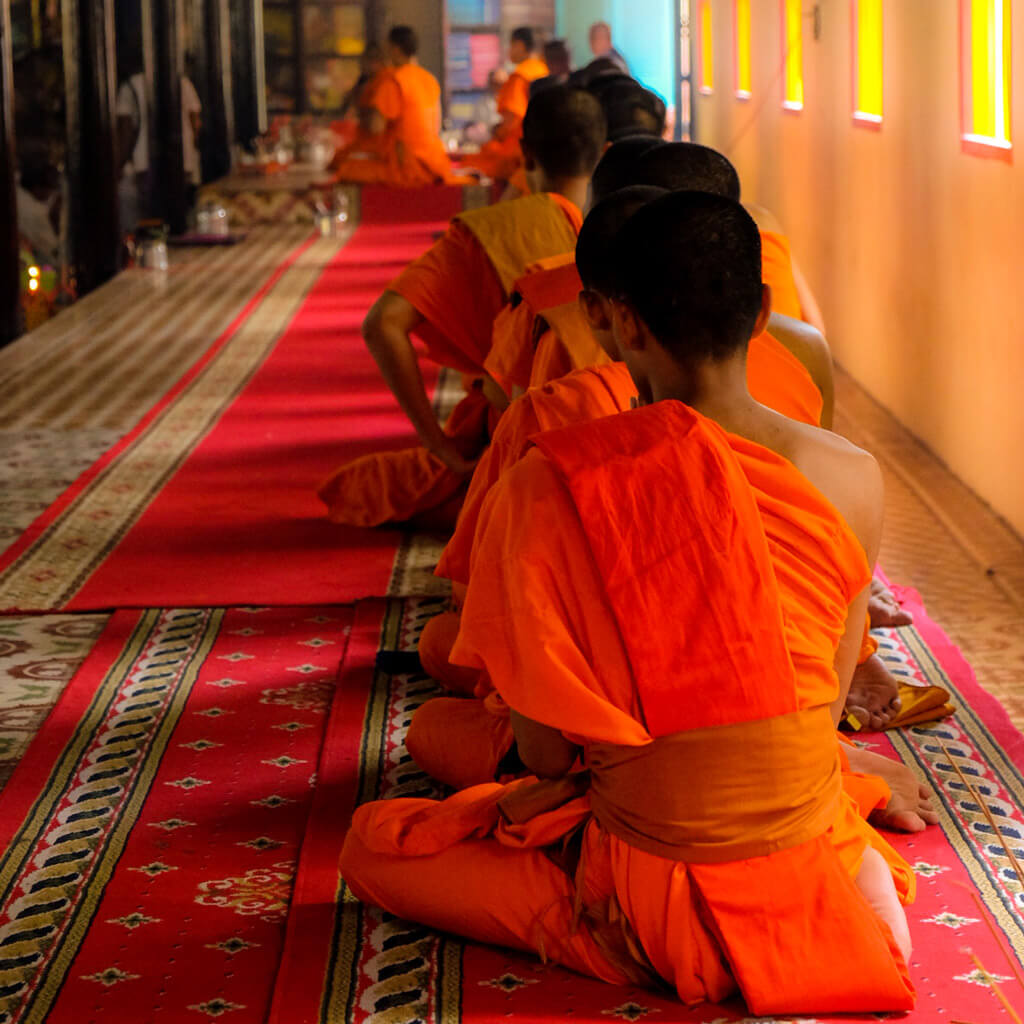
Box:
694 0 1024 537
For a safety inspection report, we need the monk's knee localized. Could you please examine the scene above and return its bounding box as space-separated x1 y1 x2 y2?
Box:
339 808 385 907
419 612 480 695
405 702 440 772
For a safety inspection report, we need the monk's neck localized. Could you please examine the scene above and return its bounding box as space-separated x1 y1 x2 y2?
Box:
535 175 590 212
649 351 760 433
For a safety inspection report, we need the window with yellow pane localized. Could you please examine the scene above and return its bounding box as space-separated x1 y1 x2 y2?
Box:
781 0 802 110
852 0 882 125
961 0 1012 155
697 0 714 94
734 0 751 98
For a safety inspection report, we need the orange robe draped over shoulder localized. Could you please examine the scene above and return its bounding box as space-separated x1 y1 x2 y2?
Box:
761 229 803 320
342 402 915 1015
460 57 549 180
485 256 610 398
330 63 458 186
318 193 583 528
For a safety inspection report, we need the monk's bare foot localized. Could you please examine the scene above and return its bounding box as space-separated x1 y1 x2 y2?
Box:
846 653 902 731
869 577 914 629
847 745 939 833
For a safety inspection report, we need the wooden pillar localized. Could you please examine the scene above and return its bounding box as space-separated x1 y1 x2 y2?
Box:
203 0 235 178
230 0 265 145
64 0 122 294
152 0 188 233
0 0 18 345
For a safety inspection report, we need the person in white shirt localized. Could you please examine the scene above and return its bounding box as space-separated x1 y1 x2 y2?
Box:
15 145 61 266
116 70 202 229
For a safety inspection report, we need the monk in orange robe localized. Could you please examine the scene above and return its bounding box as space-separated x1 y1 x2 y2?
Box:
483 255 610 402
414 190 935 835
324 26 459 187
318 87 606 528
340 194 918 1014
459 28 549 181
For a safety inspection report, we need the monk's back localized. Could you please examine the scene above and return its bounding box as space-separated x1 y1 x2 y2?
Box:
393 63 441 143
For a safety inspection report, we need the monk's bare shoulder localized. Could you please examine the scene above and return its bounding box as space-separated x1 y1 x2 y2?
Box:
775 418 883 563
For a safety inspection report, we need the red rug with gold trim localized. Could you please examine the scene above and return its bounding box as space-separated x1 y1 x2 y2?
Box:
272 592 1024 1024
0 603 353 1024
0 186 464 614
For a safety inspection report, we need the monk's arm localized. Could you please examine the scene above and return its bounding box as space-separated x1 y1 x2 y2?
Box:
791 258 827 336
510 709 580 779
766 313 835 429
362 290 476 474
829 451 884 725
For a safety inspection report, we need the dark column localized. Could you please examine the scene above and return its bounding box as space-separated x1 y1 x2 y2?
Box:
230 0 265 145
64 0 122 294
0 0 19 344
203 0 235 178
151 0 188 232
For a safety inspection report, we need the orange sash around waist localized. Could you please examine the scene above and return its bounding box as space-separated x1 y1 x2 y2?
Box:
500 706 841 864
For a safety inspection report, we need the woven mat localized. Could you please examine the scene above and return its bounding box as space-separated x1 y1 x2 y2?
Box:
272 594 1024 1024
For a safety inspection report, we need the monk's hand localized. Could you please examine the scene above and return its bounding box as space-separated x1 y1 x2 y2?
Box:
429 439 478 476
849 746 940 833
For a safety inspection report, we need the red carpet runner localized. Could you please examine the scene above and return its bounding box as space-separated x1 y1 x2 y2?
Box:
272 591 1024 1024
0 185 465 612
0 603 354 1024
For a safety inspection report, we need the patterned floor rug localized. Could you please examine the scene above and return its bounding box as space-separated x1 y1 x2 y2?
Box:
271 595 1024 1024
0 602 354 1024
0 218 458 614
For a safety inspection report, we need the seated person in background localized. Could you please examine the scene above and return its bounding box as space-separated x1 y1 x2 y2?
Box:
15 142 61 266
328 43 391 161
338 43 386 121
318 87 606 529
463 68 507 147
530 39 572 97
592 76 667 142
340 192 917 1016
589 19 629 73
324 26 459 187
460 28 549 181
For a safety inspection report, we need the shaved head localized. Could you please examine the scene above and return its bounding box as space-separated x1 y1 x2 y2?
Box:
608 191 764 361
633 142 741 200
522 86 607 178
591 136 666 202
576 186 669 293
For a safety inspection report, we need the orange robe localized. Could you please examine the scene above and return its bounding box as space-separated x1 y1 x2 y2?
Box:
327 68 396 168
460 57 549 180
484 256 609 398
341 401 915 1015
761 229 803 320
414 340 822 780
330 63 458 186
318 193 583 528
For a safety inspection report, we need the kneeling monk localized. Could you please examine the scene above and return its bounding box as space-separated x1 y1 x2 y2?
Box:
318 86 606 528
341 192 916 1015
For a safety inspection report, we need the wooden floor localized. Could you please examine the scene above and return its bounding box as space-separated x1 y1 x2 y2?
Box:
1 260 1022 790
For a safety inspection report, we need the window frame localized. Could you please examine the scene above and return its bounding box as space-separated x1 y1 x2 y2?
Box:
781 0 804 111
959 0 1013 160
851 0 883 129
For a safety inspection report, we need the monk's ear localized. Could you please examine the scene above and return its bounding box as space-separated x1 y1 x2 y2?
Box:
520 141 537 173
610 299 648 352
578 290 611 331
752 284 772 338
